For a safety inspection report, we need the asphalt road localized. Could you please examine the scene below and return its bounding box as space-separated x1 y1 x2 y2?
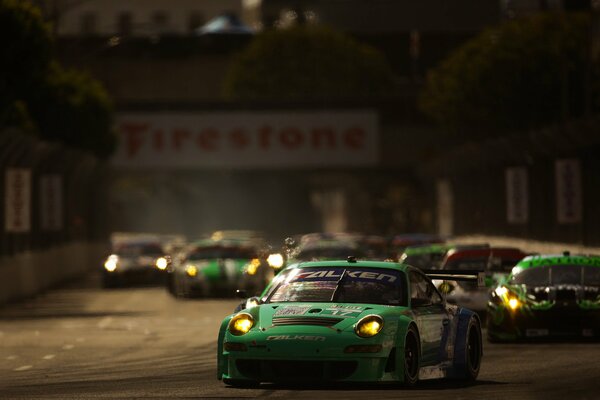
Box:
1 276 599 400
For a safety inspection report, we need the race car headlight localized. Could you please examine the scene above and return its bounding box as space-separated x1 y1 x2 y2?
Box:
186 265 198 277
507 297 521 310
155 257 168 270
354 315 384 338
104 255 118 272
245 258 261 275
228 313 254 336
267 253 284 269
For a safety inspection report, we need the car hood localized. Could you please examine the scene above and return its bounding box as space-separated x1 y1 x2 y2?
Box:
247 302 406 332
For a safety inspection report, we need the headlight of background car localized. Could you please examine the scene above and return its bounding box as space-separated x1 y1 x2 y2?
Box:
104 255 119 272
354 315 384 338
245 258 261 275
228 313 254 336
185 265 198 277
155 257 168 270
267 253 284 269
494 286 522 310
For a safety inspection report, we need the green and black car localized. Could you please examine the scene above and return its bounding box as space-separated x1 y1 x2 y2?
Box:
487 253 600 341
217 259 483 386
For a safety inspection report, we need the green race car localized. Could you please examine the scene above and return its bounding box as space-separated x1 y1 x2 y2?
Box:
487 253 600 341
217 258 483 386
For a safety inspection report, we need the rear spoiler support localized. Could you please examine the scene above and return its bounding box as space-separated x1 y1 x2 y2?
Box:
423 269 485 287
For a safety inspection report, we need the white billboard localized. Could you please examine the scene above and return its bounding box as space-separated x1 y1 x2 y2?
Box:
40 174 63 231
5 168 31 233
505 167 528 224
112 111 379 169
555 159 582 224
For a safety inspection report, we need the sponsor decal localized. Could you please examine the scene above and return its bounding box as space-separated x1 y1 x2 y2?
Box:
266 335 326 341
294 269 398 283
273 305 311 317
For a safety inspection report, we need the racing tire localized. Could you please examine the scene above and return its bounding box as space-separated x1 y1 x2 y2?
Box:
458 317 482 380
222 378 259 388
402 325 420 387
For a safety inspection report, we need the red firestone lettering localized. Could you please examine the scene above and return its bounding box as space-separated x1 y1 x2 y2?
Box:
121 123 148 158
344 127 365 149
173 129 191 150
258 126 272 149
280 127 303 149
311 128 336 149
229 128 249 149
197 128 219 151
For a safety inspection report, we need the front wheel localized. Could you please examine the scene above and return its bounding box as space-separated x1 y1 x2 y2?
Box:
403 325 420 387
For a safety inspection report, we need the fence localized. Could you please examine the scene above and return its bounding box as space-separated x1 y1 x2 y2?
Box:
0 128 110 303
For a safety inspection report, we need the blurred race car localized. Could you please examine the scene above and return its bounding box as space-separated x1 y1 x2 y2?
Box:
102 238 170 288
168 233 273 297
435 246 527 312
487 253 600 341
217 258 484 386
389 233 445 260
399 243 454 269
287 232 366 263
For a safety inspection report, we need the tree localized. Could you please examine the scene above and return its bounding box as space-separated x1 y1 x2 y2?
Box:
0 0 116 158
0 0 52 109
28 63 116 158
224 26 398 100
419 12 594 139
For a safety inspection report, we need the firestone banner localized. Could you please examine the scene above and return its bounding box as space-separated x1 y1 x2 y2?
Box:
112 111 379 169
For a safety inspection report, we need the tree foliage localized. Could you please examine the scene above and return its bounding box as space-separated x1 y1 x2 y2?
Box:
29 63 116 158
224 26 398 100
0 0 115 158
420 12 593 139
0 0 52 109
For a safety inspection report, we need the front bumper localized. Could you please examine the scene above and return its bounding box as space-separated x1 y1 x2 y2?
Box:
487 304 600 340
220 328 394 383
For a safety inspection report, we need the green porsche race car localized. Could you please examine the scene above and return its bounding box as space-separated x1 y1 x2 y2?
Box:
217 258 483 386
487 253 600 341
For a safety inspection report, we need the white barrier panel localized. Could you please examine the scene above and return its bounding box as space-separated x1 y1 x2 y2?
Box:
112 111 379 169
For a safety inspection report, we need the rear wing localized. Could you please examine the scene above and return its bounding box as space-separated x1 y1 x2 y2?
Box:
423 269 485 287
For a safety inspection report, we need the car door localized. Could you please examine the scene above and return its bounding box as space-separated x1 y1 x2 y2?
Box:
409 269 449 366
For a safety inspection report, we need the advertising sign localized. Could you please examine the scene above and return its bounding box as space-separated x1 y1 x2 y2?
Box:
505 167 528 224
556 159 582 224
5 168 31 233
112 111 379 169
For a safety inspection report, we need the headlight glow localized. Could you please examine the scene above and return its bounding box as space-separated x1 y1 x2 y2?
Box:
267 253 284 269
495 286 508 297
186 265 198 277
508 297 521 310
104 255 118 272
354 315 384 338
246 258 261 275
228 313 254 336
155 257 168 270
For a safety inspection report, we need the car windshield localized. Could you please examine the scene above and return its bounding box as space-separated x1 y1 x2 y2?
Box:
187 246 256 260
511 265 600 286
116 243 163 256
266 267 407 306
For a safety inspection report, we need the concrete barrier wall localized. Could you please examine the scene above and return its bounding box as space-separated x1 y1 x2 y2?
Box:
453 235 600 255
0 242 109 305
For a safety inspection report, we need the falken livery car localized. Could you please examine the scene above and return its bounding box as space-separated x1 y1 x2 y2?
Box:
217 259 483 386
487 253 600 341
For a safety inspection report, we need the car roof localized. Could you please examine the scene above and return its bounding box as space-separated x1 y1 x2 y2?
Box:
515 254 600 270
287 259 409 272
445 247 526 260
